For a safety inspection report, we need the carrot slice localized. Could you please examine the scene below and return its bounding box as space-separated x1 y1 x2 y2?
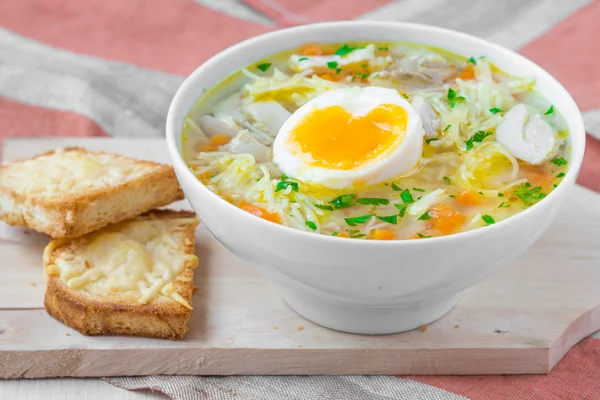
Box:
455 191 482 206
370 229 396 240
238 201 282 224
301 43 324 56
457 65 475 81
430 205 466 235
211 135 231 146
198 143 219 152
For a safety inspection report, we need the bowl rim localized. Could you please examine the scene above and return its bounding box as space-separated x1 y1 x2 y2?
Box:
166 20 586 247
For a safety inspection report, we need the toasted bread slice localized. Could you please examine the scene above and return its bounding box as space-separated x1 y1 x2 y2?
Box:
0 147 184 238
43 210 200 339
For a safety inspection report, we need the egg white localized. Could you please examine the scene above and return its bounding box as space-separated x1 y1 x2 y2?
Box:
272 86 425 189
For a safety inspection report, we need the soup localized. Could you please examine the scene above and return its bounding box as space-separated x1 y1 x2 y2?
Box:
182 42 569 240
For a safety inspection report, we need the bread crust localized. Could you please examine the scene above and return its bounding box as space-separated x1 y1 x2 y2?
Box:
0 147 185 238
43 210 199 340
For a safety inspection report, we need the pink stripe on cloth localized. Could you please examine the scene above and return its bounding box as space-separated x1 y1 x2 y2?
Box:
407 337 600 399
0 97 108 162
242 0 394 26
519 0 600 111
0 0 271 75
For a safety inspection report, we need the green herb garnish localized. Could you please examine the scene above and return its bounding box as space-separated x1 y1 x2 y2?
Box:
361 73 370 80
443 176 451 185
378 47 389 51
401 93 409 100
448 194 456 198
417 233 432 238
497 193 504 197
335 68 342 75
394 203 408 217
275 180 299 192
556 172 566 178
391 183 402 192
400 189 414 204
514 183 546 206
345 215 373 226
418 211 431 221
298 57 308 62
376 214 398 225
314 204 334 211
447 88 465 108
350 233 366 238
357 198 390 206
334 44 357 56
545 105 554 115
468 56 477 65
327 61 338 69
332 232 339 237
305 221 317 230
372 73 379 79
329 194 357 209
498 202 510 208
482 215 496 225
465 130 493 150
444 124 451 132
425 138 439 144
550 157 567 166
413 188 426 192
489 108 504 114
257 63 271 72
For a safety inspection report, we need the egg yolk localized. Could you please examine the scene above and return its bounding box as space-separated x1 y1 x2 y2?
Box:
287 104 408 170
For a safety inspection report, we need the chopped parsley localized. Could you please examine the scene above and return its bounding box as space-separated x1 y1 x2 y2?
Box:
413 187 426 192
448 194 456 198
489 107 504 114
298 57 308 62
391 183 402 192
361 73 370 80
550 157 567 166
556 172 566 178
361 64 367 68
425 138 439 144
314 204 334 211
400 189 414 204
376 214 398 225
417 233 432 238
332 232 339 237
545 105 554 115
329 194 357 209
394 203 408 217
401 93 409 100
275 180 299 192
357 198 390 206
327 61 338 69
372 73 380 79
468 56 477 65
553 183 558 188
345 215 373 226
378 46 389 51
335 68 342 74
478 191 484 195
443 176 451 185
334 44 357 56
257 63 271 72
465 130 493 150
498 202 510 208
482 215 496 225
444 124 451 132
305 221 317 230
418 211 431 221
350 232 367 238
447 88 465 108
497 193 504 197
514 183 546 206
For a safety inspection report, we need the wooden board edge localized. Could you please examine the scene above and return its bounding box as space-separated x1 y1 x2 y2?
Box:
548 303 600 370
0 347 551 378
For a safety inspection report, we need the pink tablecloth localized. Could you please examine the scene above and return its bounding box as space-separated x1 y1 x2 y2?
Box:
2 1 600 398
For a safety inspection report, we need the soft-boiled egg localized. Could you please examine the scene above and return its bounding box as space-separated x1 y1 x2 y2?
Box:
272 86 425 189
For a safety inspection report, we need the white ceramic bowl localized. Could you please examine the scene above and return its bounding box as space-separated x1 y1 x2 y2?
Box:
166 22 586 334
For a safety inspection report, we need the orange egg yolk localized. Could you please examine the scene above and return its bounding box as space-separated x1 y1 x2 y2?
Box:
287 104 408 170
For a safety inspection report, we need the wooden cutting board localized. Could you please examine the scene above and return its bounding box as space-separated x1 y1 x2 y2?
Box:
1 138 600 378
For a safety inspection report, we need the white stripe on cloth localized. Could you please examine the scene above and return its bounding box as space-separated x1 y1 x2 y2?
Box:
583 110 600 140
357 0 591 50
105 375 469 400
193 0 275 26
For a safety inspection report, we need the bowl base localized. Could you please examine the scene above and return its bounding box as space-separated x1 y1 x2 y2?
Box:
280 288 459 335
